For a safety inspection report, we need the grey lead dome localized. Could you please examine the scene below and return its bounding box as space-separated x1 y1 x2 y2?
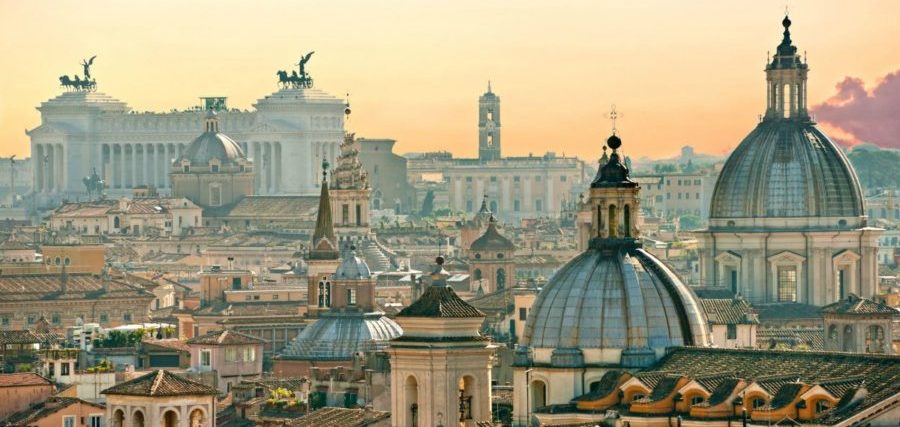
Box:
709 116 863 220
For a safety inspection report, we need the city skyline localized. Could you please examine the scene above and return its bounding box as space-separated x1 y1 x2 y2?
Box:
1 0 899 161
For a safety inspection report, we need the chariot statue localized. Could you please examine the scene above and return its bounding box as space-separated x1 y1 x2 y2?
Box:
59 55 98 92
276 51 316 89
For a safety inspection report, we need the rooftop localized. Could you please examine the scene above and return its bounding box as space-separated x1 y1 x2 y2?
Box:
187 329 267 346
102 370 218 397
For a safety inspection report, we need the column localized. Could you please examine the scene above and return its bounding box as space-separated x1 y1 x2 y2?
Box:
274 142 282 193
34 145 43 193
59 144 66 192
546 173 553 216
306 141 314 191
253 142 262 192
140 145 148 187
130 144 137 189
45 145 54 193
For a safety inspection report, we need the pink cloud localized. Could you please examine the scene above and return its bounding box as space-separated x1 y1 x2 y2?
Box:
811 71 900 149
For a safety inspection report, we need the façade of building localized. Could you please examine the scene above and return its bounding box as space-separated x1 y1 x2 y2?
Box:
512 132 711 426
27 62 346 206
406 83 587 222
695 16 882 306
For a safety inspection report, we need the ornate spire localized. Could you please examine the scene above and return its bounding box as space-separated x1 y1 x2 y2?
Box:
332 133 368 190
311 160 338 260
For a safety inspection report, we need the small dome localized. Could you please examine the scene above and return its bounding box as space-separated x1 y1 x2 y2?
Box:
710 119 863 219
279 312 402 361
470 217 515 251
523 247 709 367
181 111 247 166
334 252 372 279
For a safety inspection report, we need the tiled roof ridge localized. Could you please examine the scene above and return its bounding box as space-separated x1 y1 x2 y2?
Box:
672 345 900 362
150 370 165 395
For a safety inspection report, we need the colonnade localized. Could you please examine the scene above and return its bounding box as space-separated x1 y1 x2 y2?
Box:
33 144 66 193
101 143 184 190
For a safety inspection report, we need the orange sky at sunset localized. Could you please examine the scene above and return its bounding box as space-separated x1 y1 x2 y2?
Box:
1 0 898 161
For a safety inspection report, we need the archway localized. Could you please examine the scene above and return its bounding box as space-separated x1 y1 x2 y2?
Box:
132 410 145 427
405 376 419 427
623 204 631 237
607 205 618 237
459 375 476 421
842 325 854 352
112 409 125 427
530 380 547 410
189 408 206 427
163 410 178 427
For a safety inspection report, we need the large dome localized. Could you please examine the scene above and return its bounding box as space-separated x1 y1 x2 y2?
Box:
279 312 401 361
710 119 863 220
522 245 709 367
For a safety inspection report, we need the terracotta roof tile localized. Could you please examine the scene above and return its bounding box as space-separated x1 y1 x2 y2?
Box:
821 295 899 315
286 407 390 427
186 329 267 346
0 372 53 388
398 285 484 318
101 370 217 396
700 298 758 324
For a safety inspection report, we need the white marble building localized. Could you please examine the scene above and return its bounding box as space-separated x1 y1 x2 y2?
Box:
27 86 346 203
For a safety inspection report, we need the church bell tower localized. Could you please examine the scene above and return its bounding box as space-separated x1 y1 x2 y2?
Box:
478 82 501 161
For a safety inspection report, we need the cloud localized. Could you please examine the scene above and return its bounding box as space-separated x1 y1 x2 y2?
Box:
811 71 900 149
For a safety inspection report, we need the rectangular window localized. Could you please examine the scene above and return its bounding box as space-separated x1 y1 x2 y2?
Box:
244 346 256 362
519 307 527 321
560 176 567 182
696 193 700 199
89 415 102 427
123 313 133 322
61 363 70 376
465 177 472 182
342 204 349 225
225 347 238 362
694 179 701 185
513 200 520 212
490 176 497 182
777 266 798 302
535 176 541 182
727 324 737 340
232 277 242 290
99 313 108 322
51 313 61 324
666 193 671 200
677 193 682 199
27 315 35 325
201 350 211 367
535 200 543 212
514 176 520 182
272 294 279 300
63 416 75 427
1 317 8 326
348 289 357 305
466 200 473 212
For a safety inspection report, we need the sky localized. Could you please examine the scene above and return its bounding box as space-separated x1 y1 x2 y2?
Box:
1 0 898 161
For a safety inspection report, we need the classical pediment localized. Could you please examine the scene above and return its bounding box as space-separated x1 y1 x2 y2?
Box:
767 250 806 263
715 251 742 263
832 249 861 263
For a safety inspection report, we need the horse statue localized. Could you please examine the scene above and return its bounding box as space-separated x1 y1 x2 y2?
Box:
276 69 313 89
82 167 105 200
276 70 290 88
59 75 96 91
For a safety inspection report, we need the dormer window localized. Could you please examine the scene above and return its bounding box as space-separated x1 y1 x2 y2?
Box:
211 164 219 173
183 165 190 173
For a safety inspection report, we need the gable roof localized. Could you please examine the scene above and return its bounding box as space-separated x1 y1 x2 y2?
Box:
821 294 899 315
700 298 758 324
2 397 104 426
0 372 54 388
186 329 267 346
101 370 217 397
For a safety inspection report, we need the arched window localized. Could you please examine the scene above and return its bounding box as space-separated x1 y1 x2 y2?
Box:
474 268 482 281
496 268 506 290
866 325 885 353
163 410 178 427
842 325 854 352
113 216 121 229
608 205 618 237
530 380 547 410
189 409 205 427
132 410 145 427
623 204 631 237
827 324 838 343
815 399 832 414
112 409 125 427
318 279 331 308
489 200 498 213
459 376 476 421
690 395 705 405
751 397 767 409
405 376 419 427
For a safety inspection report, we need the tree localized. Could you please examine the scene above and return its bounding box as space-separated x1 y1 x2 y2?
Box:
653 163 677 173
847 147 900 190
